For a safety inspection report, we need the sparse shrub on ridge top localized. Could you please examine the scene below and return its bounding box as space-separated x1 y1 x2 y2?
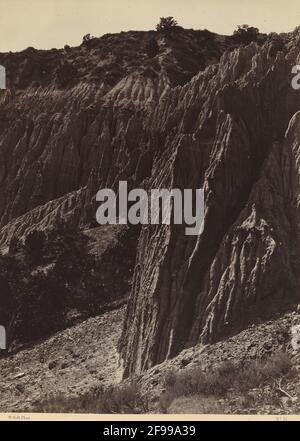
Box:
156 17 179 33
233 24 259 44
82 33 91 42
82 33 95 45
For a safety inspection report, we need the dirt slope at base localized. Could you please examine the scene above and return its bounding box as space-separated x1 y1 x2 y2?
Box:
1 305 300 415
0 307 125 412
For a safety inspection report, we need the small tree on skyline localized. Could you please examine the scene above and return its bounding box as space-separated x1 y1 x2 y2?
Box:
82 33 95 44
156 17 178 32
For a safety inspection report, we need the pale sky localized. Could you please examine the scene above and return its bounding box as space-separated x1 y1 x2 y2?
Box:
0 0 300 52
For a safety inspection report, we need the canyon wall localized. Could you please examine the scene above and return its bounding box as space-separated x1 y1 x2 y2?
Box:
2 28 300 372
120 33 300 375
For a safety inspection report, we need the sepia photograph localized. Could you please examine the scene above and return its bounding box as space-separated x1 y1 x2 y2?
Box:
1 0 300 423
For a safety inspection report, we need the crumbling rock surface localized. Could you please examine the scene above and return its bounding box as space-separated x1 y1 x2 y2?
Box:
120 32 300 376
1 28 300 376
0 29 234 239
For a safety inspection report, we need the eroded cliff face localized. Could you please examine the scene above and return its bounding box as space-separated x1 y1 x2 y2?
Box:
0 29 238 348
120 32 300 376
2 28 300 372
0 29 230 247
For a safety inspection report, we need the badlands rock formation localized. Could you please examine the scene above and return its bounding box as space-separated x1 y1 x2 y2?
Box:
120 31 300 375
1 28 300 379
0 29 227 244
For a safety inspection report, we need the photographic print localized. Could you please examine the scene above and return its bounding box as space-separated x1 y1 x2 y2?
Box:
0 0 300 421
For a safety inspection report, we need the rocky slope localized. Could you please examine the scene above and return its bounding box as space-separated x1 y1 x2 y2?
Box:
0 225 134 351
1 26 300 389
1 305 300 415
0 307 125 412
